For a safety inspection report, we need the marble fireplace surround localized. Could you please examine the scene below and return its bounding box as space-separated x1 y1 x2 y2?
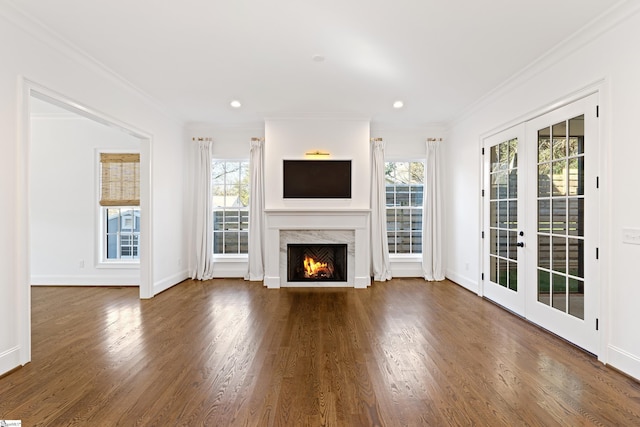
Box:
264 209 371 288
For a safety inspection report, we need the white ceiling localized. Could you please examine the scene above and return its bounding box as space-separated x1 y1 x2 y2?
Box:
9 0 622 128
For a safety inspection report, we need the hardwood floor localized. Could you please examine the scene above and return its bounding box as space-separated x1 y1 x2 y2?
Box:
1 278 639 426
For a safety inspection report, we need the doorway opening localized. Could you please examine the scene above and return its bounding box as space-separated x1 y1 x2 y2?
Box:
17 78 153 367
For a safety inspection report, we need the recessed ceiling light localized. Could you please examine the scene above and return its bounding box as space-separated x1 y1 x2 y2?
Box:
230 100 242 108
312 54 325 62
393 101 404 109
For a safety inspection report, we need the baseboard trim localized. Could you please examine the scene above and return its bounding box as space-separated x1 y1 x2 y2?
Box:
607 345 640 382
153 270 189 295
445 270 479 294
354 276 371 288
31 275 138 286
264 276 280 289
0 345 22 377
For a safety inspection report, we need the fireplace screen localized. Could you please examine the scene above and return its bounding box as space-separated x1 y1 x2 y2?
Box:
287 244 347 282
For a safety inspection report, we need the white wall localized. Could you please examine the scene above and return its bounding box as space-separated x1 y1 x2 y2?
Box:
30 101 140 285
0 6 188 375
445 4 640 379
265 118 370 210
371 126 447 160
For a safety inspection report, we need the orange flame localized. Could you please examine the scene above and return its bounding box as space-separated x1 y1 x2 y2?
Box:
303 255 332 278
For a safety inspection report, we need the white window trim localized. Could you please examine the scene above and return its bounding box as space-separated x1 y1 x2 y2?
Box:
389 253 422 261
96 261 140 269
212 253 248 261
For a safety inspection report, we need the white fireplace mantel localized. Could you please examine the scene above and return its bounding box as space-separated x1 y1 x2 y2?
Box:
263 209 371 288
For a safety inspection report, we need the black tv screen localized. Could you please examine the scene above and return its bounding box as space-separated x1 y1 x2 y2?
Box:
283 160 352 198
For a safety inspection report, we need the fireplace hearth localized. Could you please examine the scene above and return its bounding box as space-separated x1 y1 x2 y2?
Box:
287 243 347 282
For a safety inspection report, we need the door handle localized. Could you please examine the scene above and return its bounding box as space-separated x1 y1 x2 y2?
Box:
517 242 525 247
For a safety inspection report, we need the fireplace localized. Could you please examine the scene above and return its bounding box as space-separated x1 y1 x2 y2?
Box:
287 243 347 282
265 211 370 288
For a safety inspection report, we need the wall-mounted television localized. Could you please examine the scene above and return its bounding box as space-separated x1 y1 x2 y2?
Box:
283 160 352 199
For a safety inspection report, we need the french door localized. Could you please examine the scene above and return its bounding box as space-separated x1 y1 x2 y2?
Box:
483 94 599 354
525 95 599 354
483 125 526 316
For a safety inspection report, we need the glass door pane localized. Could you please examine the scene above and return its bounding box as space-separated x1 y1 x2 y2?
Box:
489 138 519 291
536 115 585 319
484 124 526 317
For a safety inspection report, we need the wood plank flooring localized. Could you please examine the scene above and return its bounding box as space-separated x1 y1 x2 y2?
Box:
1 278 640 426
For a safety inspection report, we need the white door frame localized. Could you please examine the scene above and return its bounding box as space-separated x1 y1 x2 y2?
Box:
478 80 609 362
16 77 155 366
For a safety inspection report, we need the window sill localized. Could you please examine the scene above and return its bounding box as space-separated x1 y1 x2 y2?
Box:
212 254 248 262
97 261 140 269
389 254 422 263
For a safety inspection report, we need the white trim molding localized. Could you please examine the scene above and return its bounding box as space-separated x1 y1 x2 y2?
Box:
0 346 22 376
154 270 190 295
608 345 640 381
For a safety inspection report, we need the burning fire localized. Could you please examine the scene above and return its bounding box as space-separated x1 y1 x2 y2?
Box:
303 255 333 279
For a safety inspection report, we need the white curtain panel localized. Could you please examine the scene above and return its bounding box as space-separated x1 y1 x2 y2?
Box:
422 140 445 281
371 139 392 281
245 138 265 281
191 140 215 280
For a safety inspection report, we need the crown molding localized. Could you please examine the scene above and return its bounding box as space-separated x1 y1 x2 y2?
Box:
369 121 449 133
453 0 640 125
185 121 266 131
26 78 153 140
31 112 88 120
263 112 371 122
0 0 181 125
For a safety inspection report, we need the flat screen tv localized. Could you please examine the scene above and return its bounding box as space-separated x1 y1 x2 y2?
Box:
283 160 352 199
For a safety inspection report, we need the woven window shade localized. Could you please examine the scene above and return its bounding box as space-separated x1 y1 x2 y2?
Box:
100 153 140 206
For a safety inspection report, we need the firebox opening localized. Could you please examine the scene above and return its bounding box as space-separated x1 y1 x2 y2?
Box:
287 243 347 282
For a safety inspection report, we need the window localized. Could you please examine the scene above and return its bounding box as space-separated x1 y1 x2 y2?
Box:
100 153 140 262
212 160 249 255
105 208 140 260
385 161 424 254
